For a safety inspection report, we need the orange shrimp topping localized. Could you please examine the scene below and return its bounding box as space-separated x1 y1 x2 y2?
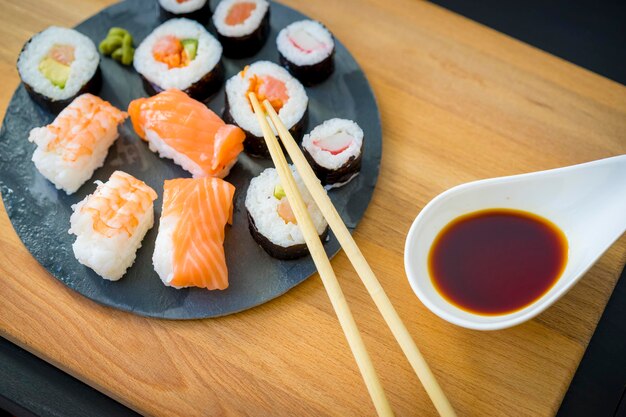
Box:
46 94 127 162
247 75 289 112
225 2 257 25
152 36 189 69
81 171 157 238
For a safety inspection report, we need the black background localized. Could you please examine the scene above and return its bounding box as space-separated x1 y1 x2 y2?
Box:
1 0 625 416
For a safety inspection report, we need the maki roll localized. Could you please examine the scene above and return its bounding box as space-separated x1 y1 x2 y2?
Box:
17 27 101 113
134 18 223 101
158 0 212 23
212 0 270 58
245 166 328 260
28 94 127 194
224 61 308 157
276 20 334 86
302 118 363 189
69 171 157 281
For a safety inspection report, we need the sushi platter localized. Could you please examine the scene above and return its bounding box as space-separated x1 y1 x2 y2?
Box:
0 0 382 318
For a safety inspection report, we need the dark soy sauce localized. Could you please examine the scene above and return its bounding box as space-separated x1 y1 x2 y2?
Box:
428 209 568 316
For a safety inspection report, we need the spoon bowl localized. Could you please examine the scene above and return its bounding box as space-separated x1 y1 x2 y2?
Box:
404 155 626 330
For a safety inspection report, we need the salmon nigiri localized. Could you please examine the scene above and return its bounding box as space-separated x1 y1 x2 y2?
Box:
128 89 245 178
153 177 235 290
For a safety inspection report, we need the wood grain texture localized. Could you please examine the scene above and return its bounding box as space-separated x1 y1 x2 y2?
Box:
0 0 625 416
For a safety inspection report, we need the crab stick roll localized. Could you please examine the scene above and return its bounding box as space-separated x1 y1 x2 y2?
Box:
69 171 157 281
17 27 101 113
302 118 363 189
129 89 245 178
277 20 334 86
245 166 328 260
212 0 270 58
224 61 308 157
134 18 223 101
158 0 212 24
28 94 127 194
153 177 235 290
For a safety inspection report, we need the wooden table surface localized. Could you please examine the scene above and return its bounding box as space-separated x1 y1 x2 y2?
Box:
0 0 625 415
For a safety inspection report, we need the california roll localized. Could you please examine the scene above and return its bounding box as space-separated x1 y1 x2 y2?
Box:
17 27 101 113
277 20 334 86
224 61 308 157
302 118 363 189
246 166 328 260
134 18 223 101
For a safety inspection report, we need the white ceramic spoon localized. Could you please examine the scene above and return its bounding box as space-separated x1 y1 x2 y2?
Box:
404 155 626 330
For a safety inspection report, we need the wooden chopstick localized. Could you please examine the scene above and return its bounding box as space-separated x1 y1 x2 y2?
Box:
262 100 457 417
248 93 394 417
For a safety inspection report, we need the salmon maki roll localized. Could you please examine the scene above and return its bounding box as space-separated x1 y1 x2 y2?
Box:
28 93 127 194
134 19 223 100
212 0 270 58
224 61 308 157
153 177 235 290
69 171 157 281
129 89 245 178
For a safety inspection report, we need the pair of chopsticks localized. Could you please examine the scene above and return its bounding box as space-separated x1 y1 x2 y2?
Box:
248 93 456 417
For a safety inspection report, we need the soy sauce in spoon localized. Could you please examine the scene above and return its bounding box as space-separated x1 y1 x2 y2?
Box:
428 209 568 316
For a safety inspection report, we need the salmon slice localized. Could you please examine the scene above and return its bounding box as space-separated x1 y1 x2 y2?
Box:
46 94 127 162
158 177 235 290
48 44 75 66
225 2 257 25
247 75 289 112
128 89 245 178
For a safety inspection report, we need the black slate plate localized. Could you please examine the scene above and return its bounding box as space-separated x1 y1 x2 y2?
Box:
0 0 381 319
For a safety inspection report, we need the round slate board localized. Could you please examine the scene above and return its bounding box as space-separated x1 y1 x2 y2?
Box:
0 0 381 319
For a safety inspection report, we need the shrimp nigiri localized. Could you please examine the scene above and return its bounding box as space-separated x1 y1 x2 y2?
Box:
69 171 157 281
28 93 127 194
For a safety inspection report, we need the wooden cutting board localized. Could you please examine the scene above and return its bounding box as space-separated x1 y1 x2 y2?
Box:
0 0 624 415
